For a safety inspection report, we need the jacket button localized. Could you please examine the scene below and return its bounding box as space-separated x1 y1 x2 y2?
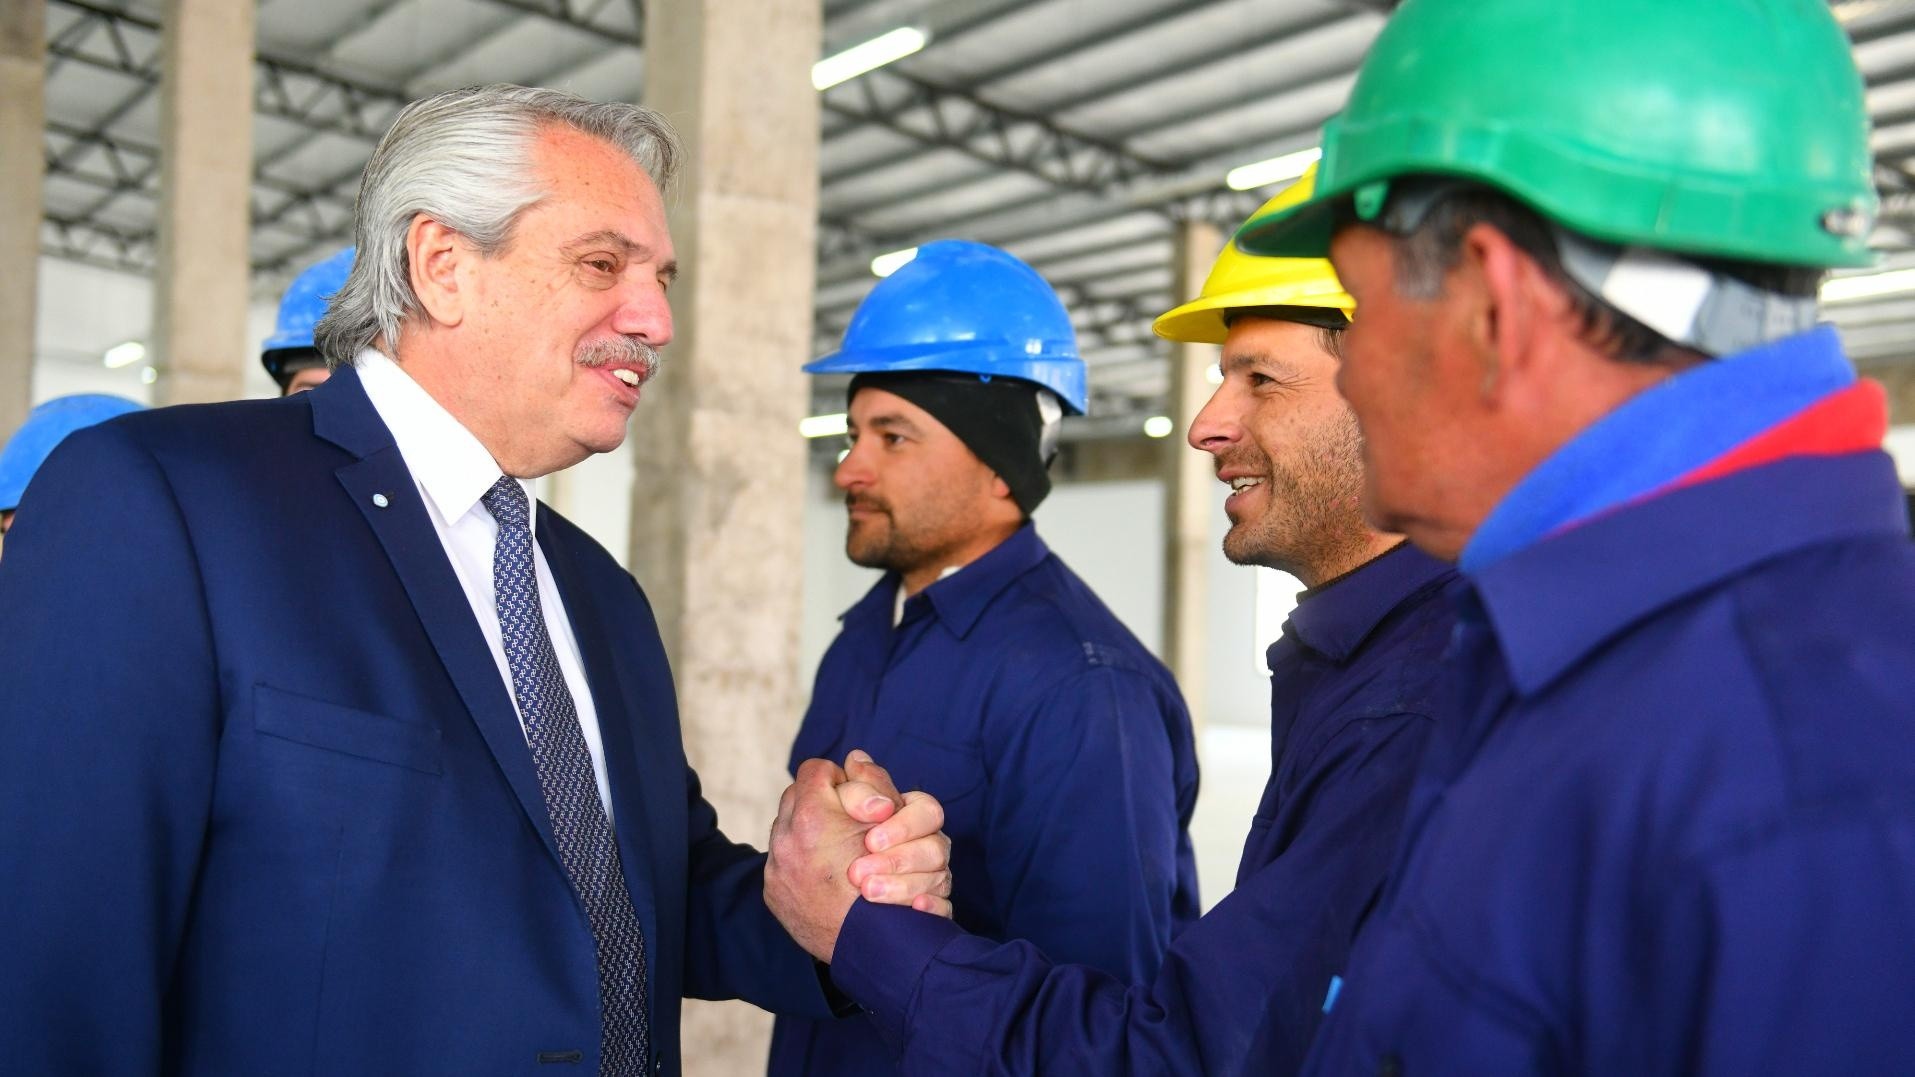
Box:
1378 1052 1403 1077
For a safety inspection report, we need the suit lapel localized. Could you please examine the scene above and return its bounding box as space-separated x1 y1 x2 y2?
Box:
313 368 565 870
537 506 664 995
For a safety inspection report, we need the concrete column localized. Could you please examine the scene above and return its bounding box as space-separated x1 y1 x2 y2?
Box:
154 0 255 405
1163 219 1225 733
637 2 820 1073
0 0 45 441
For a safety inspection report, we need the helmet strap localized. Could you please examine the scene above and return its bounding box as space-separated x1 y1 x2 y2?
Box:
1552 227 1817 359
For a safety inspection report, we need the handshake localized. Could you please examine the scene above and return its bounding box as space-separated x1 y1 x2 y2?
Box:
765 749 954 963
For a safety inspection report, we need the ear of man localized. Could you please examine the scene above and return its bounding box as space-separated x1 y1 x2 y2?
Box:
1457 220 1693 451
1455 221 1585 411
407 215 469 329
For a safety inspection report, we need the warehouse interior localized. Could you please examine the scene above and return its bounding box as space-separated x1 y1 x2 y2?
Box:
9 1 1915 1071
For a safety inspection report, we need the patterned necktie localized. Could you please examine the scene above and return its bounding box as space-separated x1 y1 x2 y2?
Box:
482 476 650 1076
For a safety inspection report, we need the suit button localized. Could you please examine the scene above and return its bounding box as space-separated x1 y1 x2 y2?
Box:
1378 1052 1403 1077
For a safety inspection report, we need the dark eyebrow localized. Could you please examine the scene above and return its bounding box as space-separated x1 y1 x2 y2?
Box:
566 230 677 283
1222 350 1306 380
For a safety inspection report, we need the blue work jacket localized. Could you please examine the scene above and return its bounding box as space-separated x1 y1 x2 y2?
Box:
1304 451 1915 1074
823 542 1460 1075
770 524 1201 1075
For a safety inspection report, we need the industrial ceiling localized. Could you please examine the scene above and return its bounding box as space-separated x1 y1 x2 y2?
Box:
38 0 1915 426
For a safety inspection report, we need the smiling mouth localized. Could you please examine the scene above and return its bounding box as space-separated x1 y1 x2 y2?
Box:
577 335 661 391
1227 476 1265 493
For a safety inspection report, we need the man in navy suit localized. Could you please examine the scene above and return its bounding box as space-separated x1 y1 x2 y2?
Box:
0 84 950 1076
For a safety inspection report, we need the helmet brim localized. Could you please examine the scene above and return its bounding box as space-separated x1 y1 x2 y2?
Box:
805 341 1087 415
1153 285 1356 345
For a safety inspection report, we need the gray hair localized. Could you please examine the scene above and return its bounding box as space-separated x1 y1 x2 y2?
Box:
314 84 681 365
1377 182 1819 364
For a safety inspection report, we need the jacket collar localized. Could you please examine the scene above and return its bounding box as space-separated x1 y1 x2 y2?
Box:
1461 326 1854 573
315 362 572 876
308 362 392 461
1470 451 1910 697
842 523 1052 640
1280 542 1454 665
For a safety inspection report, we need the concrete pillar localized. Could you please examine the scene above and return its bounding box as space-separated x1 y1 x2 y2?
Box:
0 0 44 440
154 0 255 405
1163 219 1225 733
637 2 820 1073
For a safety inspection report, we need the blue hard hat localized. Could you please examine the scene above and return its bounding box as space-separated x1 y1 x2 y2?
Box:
806 240 1088 414
0 394 146 512
261 247 354 378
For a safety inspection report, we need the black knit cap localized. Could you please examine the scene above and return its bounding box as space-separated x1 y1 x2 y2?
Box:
849 371 1057 516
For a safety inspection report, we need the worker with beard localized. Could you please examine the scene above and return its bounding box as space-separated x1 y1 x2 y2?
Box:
768 240 1200 1077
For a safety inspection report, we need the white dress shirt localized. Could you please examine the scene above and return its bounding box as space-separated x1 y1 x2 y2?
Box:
356 348 616 822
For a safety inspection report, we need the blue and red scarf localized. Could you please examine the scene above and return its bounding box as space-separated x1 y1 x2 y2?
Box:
1461 325 1889 574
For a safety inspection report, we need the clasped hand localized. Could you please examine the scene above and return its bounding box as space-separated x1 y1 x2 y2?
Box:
765 750 953 963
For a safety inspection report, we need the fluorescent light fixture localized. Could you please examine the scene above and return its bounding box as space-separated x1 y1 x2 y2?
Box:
1205 363 1224 385
800 412 849 439
813 27 928 91
1820 267 1915 304
870 246 919 278
103 340 146 369
140 366 158 385
1143 415 1175 439
1225 146 1323 192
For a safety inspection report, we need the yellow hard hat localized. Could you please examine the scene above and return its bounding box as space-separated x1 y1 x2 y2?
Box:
1152 165 1356 345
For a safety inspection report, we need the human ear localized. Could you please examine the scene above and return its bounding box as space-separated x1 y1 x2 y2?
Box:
406 215 468 329
1458 222 1557 404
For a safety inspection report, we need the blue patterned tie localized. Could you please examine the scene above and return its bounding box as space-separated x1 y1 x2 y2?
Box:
483 477 650 1076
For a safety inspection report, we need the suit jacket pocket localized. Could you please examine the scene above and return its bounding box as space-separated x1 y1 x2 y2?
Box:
253 682 443 775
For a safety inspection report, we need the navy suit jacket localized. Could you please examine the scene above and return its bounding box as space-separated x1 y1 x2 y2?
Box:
0 367 827 1075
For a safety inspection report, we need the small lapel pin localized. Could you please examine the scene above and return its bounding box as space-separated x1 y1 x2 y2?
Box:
371 493 390 509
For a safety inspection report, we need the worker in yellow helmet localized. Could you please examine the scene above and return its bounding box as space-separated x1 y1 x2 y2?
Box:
799 169 1465 1076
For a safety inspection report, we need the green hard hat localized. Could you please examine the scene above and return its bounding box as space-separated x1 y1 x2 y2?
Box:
1237 0 1878 270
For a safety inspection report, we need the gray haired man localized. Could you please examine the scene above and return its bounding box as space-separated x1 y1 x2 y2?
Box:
0 85 950 1076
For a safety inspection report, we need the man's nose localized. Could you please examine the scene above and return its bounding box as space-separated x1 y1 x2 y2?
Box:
1187 384 1241 454
609 276 673 347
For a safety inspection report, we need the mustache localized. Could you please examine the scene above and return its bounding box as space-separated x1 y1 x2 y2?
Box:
1211 446 1270 478
574 336 662 386
845 493 889 514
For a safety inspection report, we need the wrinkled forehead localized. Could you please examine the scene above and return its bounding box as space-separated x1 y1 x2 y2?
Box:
1221 316 1340 375
525 129 672 246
